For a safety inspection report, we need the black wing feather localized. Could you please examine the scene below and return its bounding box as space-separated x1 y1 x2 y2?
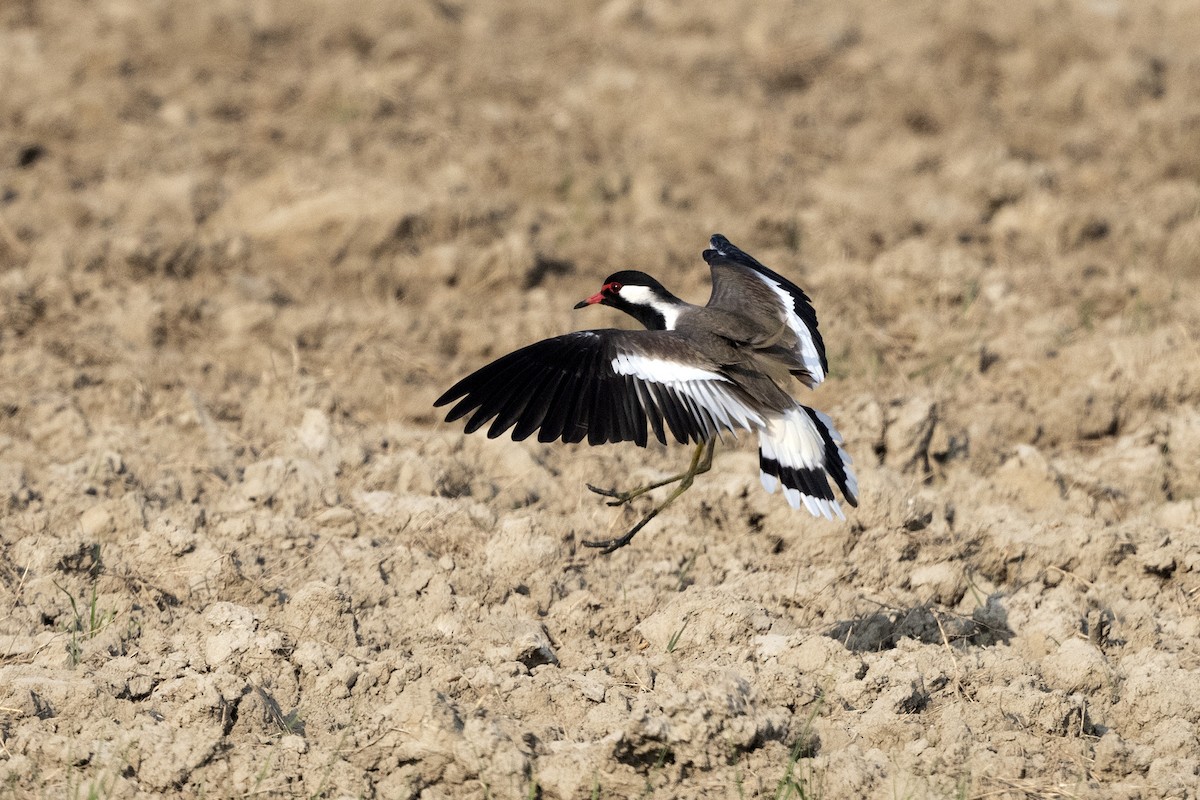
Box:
635 380 666 444
621 376 648 446
535 362 576 443
480 360 548 437
564 345 599 443
802 407 859 507
434 331 651 446
510 369 565 441
650 382 691 444
435 330 762 447
486 363 546 438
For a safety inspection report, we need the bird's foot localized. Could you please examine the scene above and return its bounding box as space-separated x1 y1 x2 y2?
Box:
581 531 637 554
581 493 671 554
582 442 714 555
585 483 643 506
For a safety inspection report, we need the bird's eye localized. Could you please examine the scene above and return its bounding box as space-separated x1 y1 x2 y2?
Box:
609 282 623 293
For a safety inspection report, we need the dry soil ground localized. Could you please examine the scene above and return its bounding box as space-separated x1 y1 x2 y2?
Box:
2 0 1200 797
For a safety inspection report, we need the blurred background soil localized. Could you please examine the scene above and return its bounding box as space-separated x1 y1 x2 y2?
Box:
2 0 1200 797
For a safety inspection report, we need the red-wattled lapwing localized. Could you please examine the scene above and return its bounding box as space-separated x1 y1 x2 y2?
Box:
434 234 858 553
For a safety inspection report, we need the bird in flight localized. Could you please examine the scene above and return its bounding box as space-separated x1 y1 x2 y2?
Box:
434 234 857 553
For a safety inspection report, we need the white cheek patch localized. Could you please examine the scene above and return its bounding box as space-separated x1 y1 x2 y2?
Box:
617 285 681 330
616 284 654 304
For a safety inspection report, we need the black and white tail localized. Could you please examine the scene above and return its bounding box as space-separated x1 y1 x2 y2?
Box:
758 407 858 520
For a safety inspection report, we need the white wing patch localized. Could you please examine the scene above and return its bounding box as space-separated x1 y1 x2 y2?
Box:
758 408 845 520
610 353 723 384
610 353 764 435
751 273 826 387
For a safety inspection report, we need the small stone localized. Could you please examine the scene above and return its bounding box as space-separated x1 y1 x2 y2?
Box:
1141 544 1178 578
908 563 966 605
754 634 790 660
128 674 154 699
79 504 114 538
280 734 307 754
884 396 938 474
314 506 357 533
295 409 333 456
1093 731 1131 774
1041 638 1109 693
577 674 607 703
203 603 258 667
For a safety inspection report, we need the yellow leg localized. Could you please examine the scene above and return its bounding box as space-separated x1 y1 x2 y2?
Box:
582 440 715 554
586 440 715 506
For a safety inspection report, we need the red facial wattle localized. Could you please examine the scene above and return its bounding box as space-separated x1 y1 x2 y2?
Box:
574 281 622 309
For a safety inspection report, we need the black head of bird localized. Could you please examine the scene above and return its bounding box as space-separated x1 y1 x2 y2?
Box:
573 270 683 331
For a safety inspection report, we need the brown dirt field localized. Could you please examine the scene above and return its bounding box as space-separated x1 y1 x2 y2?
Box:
3 0 1200 797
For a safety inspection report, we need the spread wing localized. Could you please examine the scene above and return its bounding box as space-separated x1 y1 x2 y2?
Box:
702 233 828 389
434 330 765 446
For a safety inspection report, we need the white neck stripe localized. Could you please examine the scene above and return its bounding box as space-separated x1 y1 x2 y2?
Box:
617 285 682 330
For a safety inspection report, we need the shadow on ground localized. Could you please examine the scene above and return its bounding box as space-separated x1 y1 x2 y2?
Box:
826 595 1012 652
